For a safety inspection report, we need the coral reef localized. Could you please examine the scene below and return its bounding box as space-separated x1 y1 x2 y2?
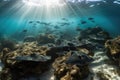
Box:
0 41 94 80
105 36 120 66
78 27 111 52
52 51 92 80
0 27 118 80
0 42 51 80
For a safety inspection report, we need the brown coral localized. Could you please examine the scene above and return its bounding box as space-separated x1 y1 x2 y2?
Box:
0 42 52 80
105 36 120 66
52 52 90 80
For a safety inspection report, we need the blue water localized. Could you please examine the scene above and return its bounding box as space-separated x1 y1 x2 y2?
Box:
0 0 120 41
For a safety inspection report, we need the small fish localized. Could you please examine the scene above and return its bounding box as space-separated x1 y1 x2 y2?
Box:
88 17 94 20
60 22 70 26
36 21 40 23
54 25 59 29
81 21 87 24
29 21 33 23
62 18 68 21
40 22 51 25
22 30 27 33
91 20 95 23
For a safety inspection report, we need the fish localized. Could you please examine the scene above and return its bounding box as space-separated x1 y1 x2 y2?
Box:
36 21 40 23
91 20 95 23
88 17 94 20
22 30 27 33
40 22 51 25
81 21 87 24
62 18 68 21
29 21 33 23
54 25 60 29
60 22 70 26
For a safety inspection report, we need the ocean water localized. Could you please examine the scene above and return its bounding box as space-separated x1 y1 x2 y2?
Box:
0 0 120 80
0 0 120 40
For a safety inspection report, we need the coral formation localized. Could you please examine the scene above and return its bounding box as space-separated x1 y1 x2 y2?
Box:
0 27 117 80
0 42 51 80
78 27 111 52
52 51 92 80
105 36 120 66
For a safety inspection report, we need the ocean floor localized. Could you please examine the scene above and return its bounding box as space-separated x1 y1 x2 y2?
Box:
0 51 119 80
0 27 120 80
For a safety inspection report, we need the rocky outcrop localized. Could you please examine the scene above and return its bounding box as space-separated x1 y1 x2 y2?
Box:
78 27 111 53
105 36 120 66
0 42 51 80
52 51 93 80
0 27 113 80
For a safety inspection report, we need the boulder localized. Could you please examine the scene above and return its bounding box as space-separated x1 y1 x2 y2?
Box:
105 36 120 66
52 51 92 80
0 42 52 80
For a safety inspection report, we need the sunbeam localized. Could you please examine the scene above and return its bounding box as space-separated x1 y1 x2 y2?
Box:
22 0 66 7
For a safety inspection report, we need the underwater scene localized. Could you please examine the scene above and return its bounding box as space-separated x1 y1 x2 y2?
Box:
0 0 120 80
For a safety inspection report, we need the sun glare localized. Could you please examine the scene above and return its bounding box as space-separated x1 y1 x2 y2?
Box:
22 0 66 7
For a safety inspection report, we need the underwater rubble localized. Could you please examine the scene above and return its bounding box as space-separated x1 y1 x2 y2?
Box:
0 42 52 80
0 27 120 80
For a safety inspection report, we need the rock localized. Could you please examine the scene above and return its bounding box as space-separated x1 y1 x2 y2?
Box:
52 51 91 80
96 72 109 80
65 51 93 66
0 42 52 80
78 27 111 53
0 68 12 80
10 54 51 62
105 36 120 66
79 27 110 44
